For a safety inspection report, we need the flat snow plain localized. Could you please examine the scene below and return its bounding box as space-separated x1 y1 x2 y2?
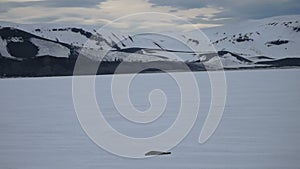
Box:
0 69 300 169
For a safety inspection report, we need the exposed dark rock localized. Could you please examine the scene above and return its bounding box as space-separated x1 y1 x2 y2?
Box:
236 35 253 42
6 41 39 59
256 58 300 67
218 51 252 63
128 35 134 42
265 39 289 47
71 28 93 38
188 39 199 45
0 55 207 78
254 56 274 60
293 27 300 32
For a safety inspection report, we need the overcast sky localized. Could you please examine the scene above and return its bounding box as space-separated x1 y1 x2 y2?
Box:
0 0 299 32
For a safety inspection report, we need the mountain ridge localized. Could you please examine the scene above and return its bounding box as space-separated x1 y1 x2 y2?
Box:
0 15 299 77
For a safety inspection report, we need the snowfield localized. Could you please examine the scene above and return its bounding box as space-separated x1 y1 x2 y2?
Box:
1 69 300 169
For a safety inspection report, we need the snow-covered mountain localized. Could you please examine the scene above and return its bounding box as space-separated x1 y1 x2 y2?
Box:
0 15 300 77
203 15 300 66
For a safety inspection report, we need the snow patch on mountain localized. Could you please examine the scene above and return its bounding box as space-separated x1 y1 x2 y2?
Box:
31 38 70 58
0 37 14 59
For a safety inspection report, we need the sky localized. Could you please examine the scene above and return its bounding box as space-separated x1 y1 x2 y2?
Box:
0 0 300 32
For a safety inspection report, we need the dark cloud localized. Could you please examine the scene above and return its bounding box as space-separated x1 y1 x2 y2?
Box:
212 0 300 20
0 1 40 13
37 0 105 8
149 0 300 23
0 0 299 26
0 0 104 10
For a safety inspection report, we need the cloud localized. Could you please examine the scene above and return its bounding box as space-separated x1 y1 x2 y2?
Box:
0 0 299 32
203 0 300 21
0 0 224 32
3 0 43 2
149 0 207 9
149 0 300 22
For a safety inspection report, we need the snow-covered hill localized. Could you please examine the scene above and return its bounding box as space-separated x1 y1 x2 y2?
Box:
203 15 300 58
0 15 300 77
